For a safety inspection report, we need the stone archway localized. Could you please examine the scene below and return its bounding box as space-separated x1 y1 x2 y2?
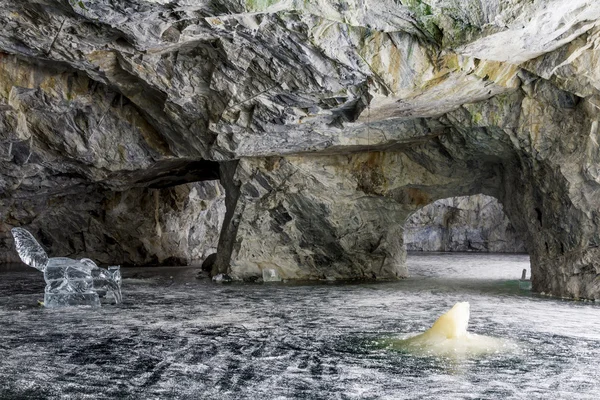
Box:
212 81 600 299
213 146 508 281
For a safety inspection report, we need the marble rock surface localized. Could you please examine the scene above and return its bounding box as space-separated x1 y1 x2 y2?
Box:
0 1 599 298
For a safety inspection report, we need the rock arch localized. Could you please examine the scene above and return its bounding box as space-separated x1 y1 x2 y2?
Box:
213 144 505 281
214 82 600 299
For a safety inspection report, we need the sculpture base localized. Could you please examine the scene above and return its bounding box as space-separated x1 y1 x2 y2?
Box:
44 292 101 308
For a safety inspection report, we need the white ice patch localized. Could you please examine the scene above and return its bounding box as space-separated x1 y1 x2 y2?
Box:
383 302 519 357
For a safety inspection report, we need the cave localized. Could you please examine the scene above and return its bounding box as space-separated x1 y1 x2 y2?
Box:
0 1 597 299
2 0 600 397
0 1 597 300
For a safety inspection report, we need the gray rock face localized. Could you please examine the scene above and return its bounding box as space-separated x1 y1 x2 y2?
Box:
0 1 600 298
0 180 225 266
215 151 501 280
404 194 526 253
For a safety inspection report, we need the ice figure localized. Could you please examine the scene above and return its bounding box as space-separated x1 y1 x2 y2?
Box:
11 228 122 307
382 302 518 356
262 268 282 282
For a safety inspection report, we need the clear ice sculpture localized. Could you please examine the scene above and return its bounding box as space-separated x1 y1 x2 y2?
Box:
11 228 122 307
262 268 282 282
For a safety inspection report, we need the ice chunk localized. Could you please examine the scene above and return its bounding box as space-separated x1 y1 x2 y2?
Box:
424 301 470 339
262 268 282 282
11 228 122 307
382 302 519 356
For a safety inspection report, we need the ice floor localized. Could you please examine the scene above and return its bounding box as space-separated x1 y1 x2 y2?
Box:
1 254 600 399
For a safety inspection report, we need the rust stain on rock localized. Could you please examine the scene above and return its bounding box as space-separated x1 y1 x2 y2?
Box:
263 157 281 172
406 187 431 206
351 152 388 195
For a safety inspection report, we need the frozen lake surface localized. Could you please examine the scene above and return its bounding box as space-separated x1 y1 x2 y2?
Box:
1 253 600 399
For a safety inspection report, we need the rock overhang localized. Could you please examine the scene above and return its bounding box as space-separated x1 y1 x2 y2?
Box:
0 1 599 298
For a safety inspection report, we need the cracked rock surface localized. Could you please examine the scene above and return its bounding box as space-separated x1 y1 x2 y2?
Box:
0 1 600 298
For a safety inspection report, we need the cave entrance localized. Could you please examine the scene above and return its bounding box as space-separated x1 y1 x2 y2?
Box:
403 194 531 283
1 161 226 269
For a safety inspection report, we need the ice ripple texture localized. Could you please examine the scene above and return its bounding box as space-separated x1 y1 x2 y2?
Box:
1 254 600 399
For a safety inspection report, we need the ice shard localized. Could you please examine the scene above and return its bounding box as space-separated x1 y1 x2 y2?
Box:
11 228 122 307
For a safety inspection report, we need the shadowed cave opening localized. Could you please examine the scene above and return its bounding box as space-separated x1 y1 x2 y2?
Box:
0 162 226 268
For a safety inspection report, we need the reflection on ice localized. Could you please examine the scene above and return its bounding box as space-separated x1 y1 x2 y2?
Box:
11 228 122 307
381 302 518 357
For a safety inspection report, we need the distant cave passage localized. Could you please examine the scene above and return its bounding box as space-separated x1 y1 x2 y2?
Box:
404 194 526 253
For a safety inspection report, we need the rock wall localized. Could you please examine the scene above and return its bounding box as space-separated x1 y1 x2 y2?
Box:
214 150 502 280
0 1 600 298
0 181 225 266
404 194 526 253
